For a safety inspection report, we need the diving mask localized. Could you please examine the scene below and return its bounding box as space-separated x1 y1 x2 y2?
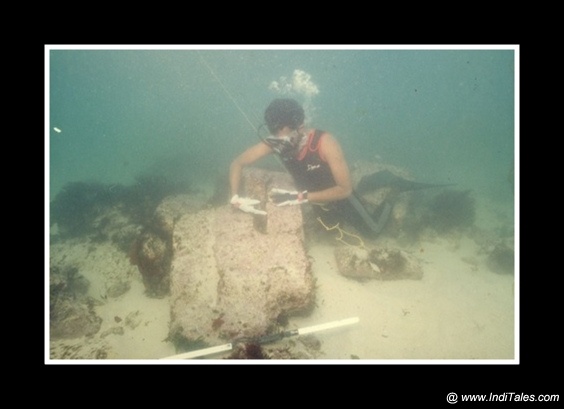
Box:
265 130 302 160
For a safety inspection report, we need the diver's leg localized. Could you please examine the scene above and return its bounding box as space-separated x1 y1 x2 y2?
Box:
348 193 392 237
345 194 392 238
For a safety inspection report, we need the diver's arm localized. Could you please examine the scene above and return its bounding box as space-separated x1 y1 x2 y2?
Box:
230 142 273 197
307 133 353 203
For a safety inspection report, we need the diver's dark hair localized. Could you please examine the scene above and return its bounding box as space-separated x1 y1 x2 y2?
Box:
264 98 305 135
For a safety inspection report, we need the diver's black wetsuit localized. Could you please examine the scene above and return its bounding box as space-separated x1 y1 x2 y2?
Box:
280 129 390 238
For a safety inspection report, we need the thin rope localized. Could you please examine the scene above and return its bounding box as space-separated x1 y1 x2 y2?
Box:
198 51 258 133
316 217 366 249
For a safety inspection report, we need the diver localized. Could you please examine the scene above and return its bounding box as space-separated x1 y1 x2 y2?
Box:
229 98 391 239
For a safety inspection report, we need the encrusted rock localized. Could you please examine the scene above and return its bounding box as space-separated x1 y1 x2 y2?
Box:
335 246 423 280
125 311 142 329
169 168 315 348
130 230 172 297
50 265 103 339
100 326 125 338
130 194 207 297
50 297 102 339
334 247 376 279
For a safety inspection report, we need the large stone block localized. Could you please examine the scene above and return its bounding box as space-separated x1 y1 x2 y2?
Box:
169 169 314 348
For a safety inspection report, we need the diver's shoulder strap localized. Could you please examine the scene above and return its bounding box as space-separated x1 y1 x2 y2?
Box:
297 129 325 161
309 129 325 152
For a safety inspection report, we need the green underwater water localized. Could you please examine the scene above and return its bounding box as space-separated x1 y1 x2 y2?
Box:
49 48 515 206
47 47 518 362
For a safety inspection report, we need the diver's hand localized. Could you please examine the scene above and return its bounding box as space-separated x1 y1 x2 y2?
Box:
230 195 267 215
269 189 308 206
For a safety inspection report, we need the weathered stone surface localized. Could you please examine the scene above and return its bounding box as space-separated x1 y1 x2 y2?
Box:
333 248 376 280
50 297 103 339
335 246 423 280
49 238 139 341
130 229 172 297
130 194 206 297
169 168 314 347
50 265 103 339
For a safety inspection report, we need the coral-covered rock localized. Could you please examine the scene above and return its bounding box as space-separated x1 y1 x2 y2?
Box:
130 194 206 297
333 247 376 280
50 266 102 339
130 230 172 297
50 298 102 339
335 246 423 281
169 168 315 348
369 247 424 280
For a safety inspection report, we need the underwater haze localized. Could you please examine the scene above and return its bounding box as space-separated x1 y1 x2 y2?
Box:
48 47 515 208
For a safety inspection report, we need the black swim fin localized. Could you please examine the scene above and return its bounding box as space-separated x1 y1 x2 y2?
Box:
356 170 455 195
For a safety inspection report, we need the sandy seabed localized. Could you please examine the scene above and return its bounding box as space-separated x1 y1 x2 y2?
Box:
47 198 515 364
